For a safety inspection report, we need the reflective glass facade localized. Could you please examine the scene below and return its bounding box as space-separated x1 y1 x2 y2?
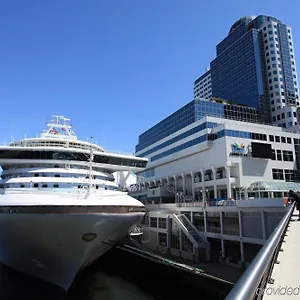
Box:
194 15 299 127
211 29 265 109
277 23 295 94
194 70 211 85
136 99 258 153
136 101 195 152
150 128 252 162
138 121 218 157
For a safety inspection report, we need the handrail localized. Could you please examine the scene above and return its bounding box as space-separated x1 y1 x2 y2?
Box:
225 202 295 300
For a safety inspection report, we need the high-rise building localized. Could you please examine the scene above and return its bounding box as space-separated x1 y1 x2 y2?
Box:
193 70 212 99
193 15 299 128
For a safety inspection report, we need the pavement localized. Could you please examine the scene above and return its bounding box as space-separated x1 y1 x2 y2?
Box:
262 209 300 299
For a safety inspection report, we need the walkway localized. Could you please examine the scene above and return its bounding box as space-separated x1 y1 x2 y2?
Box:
262 209 300 299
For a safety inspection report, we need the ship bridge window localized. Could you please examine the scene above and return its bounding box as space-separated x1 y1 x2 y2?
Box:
0 150 147 168
55 174 60 177
33 183 38 188
42 184 48 188
20 184 25 188
34 173 39 177
53 184 59 188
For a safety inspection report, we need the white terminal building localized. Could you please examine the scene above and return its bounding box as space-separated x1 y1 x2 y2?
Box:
130 98 300 268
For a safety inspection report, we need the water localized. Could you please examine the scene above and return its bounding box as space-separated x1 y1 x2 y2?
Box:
0 258 154 300
0 247 223 300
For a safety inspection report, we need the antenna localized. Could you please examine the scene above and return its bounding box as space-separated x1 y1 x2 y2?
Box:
85 136 94 198
11 120 14 143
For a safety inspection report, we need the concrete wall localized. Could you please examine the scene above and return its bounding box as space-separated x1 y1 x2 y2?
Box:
265 212 286 238
241 212 263 239
151 137 227 178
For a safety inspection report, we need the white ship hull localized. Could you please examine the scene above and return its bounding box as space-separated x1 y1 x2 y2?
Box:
0 191 144 290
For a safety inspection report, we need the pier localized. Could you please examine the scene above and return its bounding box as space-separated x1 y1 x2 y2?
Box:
114 244 234 299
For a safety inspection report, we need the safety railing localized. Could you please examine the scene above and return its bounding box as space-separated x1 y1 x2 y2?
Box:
225 202 295 300
176 200 237 208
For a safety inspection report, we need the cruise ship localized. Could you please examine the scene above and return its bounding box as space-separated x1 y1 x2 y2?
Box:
0 115 148 290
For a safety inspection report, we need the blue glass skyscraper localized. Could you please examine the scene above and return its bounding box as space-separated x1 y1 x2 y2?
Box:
194 15 299 128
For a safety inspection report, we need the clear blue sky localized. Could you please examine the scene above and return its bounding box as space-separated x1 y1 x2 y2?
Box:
1 0 300 152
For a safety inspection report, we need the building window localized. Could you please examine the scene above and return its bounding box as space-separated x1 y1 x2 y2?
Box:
269 135 274 142
271 149 276 160
283 150 293 161
150 217 157 228
158 232 167 246
276 150 282 161
281 136 286 143
275 136 280 142
158 218 167 229
287 137 292 144
272 169 284 180
285 169 294 182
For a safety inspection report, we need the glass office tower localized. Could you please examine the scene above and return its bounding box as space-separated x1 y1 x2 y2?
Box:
194 15 299 128
135 99 258 154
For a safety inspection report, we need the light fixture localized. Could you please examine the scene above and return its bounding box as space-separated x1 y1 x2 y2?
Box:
82 233 97 242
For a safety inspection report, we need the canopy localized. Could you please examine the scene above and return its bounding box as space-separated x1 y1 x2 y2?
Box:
240 181 300 192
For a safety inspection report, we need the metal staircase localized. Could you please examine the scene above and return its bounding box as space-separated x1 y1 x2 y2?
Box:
172 214 210 261
173 214 207 244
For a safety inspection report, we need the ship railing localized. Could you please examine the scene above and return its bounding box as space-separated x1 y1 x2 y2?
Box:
0 187 122 198
105 149 136 156
225 202 295 300
176 200 237 208
0 141 102 151
0 142 136 157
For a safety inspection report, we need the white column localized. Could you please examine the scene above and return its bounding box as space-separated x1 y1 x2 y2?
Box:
204 210 207 232
191 172 195 199
182 173 186 195
238 210 243 237
220 211 224 234
226 166 232 199
240 241 244 262
221 239 225 257
201 169 205 203
173 175 177 192
211 166 217 199
261 211 266 240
